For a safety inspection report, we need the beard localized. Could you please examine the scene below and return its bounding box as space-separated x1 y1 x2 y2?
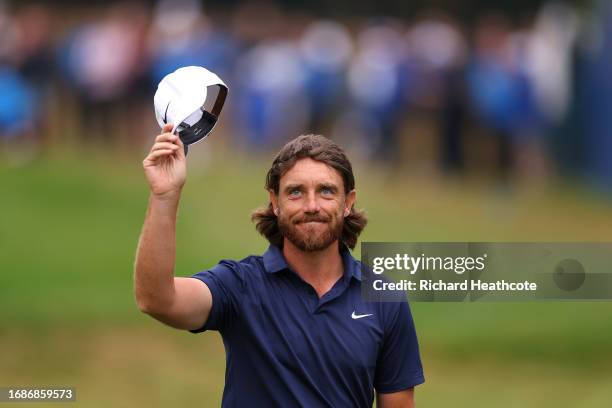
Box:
278 211 344 252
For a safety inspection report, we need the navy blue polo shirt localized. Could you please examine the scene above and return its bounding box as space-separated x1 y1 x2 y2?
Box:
190 245 424 407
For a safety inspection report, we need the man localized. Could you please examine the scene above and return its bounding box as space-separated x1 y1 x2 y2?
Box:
134 124 424 407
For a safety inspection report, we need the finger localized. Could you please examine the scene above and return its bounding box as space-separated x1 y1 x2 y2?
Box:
175 136 186 158
162 123 174 133
144 149 177 163
155 132 179 144
151 142 180 152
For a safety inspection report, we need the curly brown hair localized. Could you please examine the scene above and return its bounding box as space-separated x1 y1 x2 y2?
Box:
251 134 367 249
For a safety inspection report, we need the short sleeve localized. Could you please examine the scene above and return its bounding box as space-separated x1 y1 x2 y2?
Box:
374 300 425 393
189 260 245 333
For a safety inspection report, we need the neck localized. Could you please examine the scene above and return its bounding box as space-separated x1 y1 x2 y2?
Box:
282 239 344 297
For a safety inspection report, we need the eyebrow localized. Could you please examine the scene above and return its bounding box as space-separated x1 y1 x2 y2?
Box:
283 183 303 193
282 182 340 193
318 183 339 192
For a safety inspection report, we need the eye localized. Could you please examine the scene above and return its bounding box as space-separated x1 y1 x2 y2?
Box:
288 188 301 197
320 186 334 196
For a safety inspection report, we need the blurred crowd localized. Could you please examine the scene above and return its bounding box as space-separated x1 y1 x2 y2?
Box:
1 0 611 187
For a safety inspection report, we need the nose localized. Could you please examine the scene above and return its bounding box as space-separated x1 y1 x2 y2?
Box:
303 190 320 214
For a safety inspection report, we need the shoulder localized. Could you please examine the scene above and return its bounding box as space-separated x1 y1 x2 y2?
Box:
200 255 263 281
216 253 267 278
219 254 265 275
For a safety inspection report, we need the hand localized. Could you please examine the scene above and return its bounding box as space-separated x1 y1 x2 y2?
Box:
143 124 186 198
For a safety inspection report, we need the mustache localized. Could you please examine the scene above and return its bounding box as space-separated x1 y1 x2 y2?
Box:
293 215 331 224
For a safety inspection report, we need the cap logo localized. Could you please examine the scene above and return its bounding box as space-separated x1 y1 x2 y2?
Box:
163 102 170 124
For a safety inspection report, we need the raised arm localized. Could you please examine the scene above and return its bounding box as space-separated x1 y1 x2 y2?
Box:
134 124 212 330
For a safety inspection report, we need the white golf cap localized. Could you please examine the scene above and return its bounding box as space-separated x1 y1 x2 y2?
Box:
154 66 228 150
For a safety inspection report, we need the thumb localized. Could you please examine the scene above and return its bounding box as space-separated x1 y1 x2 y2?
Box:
162 123 174 134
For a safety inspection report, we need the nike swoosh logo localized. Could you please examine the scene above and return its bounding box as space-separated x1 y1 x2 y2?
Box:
351 311 373 319
163 102 170 124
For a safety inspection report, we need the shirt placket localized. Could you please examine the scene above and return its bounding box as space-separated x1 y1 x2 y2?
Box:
314 278 349 313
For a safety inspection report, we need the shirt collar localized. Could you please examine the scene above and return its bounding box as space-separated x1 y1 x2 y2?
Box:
263 244 362 282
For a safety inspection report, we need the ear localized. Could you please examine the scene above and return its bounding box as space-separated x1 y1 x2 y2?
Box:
344 190 356 217
269 190 279 216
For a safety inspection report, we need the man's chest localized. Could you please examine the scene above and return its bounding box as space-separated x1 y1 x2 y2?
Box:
237 277 384 376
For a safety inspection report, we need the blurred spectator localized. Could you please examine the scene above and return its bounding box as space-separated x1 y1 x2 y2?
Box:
343 22 405 165
299 20 352 133
234 39 308 150
0 66 37 139
0 1 19 65
13 5 55 146
405 14 468 174
0 2 40 161
148 0 238 84
583 0 612 189
526 3 578 126
13 5 54 90
59 3 147 145
466 14 539 182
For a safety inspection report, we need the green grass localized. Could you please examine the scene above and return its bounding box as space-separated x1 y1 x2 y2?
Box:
1 145 612 407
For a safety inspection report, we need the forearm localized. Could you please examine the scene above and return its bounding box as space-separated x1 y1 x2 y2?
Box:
134 192 181 314
377 388 415 408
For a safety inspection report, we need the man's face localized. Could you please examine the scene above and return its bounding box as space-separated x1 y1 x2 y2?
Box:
271 158 356 252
